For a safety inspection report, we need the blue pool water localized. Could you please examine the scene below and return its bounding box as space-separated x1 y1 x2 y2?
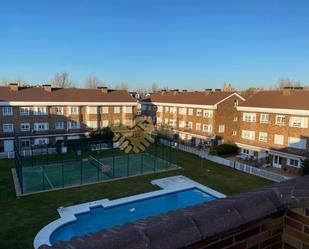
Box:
50 188 216 244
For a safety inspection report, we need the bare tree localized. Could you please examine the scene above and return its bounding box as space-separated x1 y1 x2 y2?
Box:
151 83 160 93
277 77 302 89
115 82 129 91
85 75 103 89
0 77 26 86
51 71 73 88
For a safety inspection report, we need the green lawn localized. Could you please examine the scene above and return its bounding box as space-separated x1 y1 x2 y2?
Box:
0 149 271 249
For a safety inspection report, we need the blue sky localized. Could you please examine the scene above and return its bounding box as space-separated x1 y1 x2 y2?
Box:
1 0 309 90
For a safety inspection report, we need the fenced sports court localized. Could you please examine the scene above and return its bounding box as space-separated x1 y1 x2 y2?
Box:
14 135 180 195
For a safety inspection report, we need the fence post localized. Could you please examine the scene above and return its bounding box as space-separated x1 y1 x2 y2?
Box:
141 152 143 174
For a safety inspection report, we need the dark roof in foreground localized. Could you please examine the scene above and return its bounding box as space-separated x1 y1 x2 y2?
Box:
0 86 136 103
239 90 309 110
142 91 243 106
40 176 309 249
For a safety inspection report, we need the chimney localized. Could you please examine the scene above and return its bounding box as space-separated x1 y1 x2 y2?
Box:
172 89 179 95
282 88 291 96
9 83 19 91
43 84 52 92
97 86 108 93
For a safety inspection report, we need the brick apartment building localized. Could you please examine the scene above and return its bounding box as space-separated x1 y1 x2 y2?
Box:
236 89 309 174
141 90 245 146
0 83 136 153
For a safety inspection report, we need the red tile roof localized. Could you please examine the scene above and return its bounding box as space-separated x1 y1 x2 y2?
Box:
143 91 241 105
239 90 309 110
0 86 136 103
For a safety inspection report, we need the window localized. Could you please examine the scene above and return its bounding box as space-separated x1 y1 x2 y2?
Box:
19 107 29 116
3 107 13 116
3 123 13 132
141 105 147 111
55 137 64 141
34 138 49 145
123 120 133 126
20 123 30 132
165 118 169 124
101 107 109 114
55 107 63 115
179 107 187 115
243 113 256 122
241 148 254 156
234 100 239 107
123 106 133 114
34 123 49 131
179 120 185 128
218 125 225 133
168 119 177 127
157 106 163 112
203 124 212 133
232 131 237 136
288 137 307 149
289 117 308 128
188 108 193 115
67 106 79 115
20 139 30 148
86 120 98 129
87 106 97 114
34 106 48 115
233 116 238 122
276 115 285 125
114 107 120 114
165 106 169 112
101 120 109 127
187 122 193 129
287 159 300 168
196 123 201 131
55 122 64 130
114 120 121 126
259 132 268 142
260 114 269 124
196 109 202 117
274 134 284 145
157 117 162 124
68 121 80 129
242 130 255 140
170 107 177 114
203 110 213 118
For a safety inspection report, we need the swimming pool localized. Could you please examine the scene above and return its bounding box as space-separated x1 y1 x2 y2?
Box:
51 188 216 244
34 176 225 248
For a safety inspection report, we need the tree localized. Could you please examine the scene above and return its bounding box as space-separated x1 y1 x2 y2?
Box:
151 83 160 93
85 75 103 89
51 71 73 88
301 158 309 175
277 77 302 89
115 82 129 91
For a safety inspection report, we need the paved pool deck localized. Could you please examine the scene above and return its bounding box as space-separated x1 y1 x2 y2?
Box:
34 175 225 249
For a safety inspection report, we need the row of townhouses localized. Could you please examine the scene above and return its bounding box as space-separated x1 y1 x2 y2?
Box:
140 89 309 174
1 83 308 174
0 83 137 151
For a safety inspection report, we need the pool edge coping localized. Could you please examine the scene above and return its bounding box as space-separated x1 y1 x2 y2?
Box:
33 175 225 249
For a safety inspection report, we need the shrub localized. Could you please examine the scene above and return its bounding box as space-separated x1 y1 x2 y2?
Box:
301 158 309 175
208 148 217 155
89 127 114 141
215 143 238 156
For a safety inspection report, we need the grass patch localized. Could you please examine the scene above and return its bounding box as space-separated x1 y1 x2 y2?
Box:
0 149 271 249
